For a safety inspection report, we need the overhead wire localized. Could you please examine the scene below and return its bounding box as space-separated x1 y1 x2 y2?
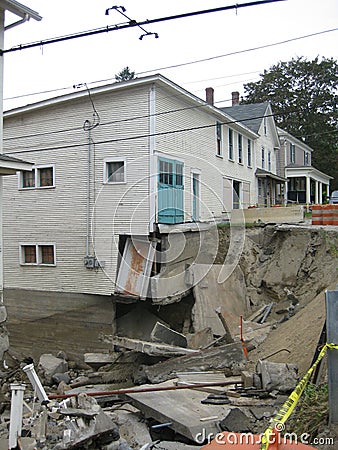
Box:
4 27 337 104
0 0 286 54
5 109 331 155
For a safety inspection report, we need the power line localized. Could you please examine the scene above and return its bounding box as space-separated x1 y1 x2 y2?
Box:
3 110 302 155
0 0 286 54
137 28 338 75
4 26 337 104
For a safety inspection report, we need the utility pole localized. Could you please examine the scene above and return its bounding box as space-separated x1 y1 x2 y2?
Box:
326 289 338 424
0 1 41 360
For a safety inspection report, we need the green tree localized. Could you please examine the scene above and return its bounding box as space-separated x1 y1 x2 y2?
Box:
243 57 338 190
115 66 135 82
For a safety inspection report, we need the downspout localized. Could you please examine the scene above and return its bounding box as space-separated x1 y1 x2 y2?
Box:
149 84 156 233
85 124 91 257
5 13 29 31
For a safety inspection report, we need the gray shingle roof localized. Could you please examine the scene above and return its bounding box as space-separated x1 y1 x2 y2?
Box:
221 102 269 134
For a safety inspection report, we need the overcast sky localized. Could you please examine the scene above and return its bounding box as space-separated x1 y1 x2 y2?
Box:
3 0 338 110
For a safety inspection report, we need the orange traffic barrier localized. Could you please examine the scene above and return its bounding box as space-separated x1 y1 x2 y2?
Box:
322 205 333 225
332 204 338 226
201 429 317 450
311 204 322 225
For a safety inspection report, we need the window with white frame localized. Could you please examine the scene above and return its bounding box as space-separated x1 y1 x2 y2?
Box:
228 129 234 160
261 146 265 169
290 143 296 163
247 139 252 167
20 243 56 266
216 122 222 156
304 151 310 166
238 134 243 164
20 165 55 189
268 151 271 172
104 159 126 183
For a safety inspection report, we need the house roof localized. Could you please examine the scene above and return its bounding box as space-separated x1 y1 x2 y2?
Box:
220 102 269 134
255 168 287 182
277 127 313 153
0 0 41 20
0 153 33 175
4 73 258 138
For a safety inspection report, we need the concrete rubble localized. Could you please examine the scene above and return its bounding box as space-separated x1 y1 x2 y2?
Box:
0 300 308 449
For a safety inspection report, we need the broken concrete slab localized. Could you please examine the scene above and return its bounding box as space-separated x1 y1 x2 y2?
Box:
124 380 233 443
192 265 248 336
151 322 187 348
137 341 246 384
84 353 120 367
106 335 198 357
256 360 298 393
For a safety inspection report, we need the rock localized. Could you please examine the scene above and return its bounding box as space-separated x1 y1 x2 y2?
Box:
219 408 250 433
39 354 68 384
52 372 71 385
0 306 7 324
110 406 152 449
103 438 133 450
256 360 298 393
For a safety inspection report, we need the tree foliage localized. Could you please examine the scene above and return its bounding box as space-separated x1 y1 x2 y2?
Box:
243 57 338 190
115 66 135 82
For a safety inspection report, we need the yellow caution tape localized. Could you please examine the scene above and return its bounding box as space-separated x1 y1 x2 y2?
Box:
260 343 338 450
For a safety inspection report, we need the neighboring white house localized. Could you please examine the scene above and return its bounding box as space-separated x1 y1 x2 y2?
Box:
277 127 332 204
2 74 258 304
221 95 286 207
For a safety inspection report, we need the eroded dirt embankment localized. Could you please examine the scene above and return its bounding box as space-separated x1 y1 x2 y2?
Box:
217 224 337 309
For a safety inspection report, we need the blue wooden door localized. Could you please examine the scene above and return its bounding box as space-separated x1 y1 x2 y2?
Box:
158 158 184 224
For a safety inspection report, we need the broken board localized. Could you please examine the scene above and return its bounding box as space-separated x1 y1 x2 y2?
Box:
125 380 233 443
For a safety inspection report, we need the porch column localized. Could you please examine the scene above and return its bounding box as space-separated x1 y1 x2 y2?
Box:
306 176 311 205
315 180 319 204
327 184 330 201
284 181 288 206
319 182 323 204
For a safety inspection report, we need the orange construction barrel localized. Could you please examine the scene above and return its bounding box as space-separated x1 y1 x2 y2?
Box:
322 204 333 226
201 430 317 450
311 205 322 226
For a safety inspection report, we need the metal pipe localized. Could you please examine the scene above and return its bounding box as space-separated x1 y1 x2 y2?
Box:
48 379 242 400
8 383 25 449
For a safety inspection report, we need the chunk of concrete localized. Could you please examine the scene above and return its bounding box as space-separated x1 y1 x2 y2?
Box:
39 354 68 384
138 341 246 384
0 305 7 323
151 322 187 348
256 360 298 393
186 327 213 349
219 408 250 433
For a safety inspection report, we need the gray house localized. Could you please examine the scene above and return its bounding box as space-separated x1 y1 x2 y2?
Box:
221 94 286 207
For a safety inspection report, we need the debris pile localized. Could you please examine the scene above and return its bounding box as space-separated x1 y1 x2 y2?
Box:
0 302 305 449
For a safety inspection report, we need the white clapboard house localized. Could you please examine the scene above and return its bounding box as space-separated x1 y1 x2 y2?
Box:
3 74 270 305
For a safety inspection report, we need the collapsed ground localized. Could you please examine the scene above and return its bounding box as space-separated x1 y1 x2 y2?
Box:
1 223 337 449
